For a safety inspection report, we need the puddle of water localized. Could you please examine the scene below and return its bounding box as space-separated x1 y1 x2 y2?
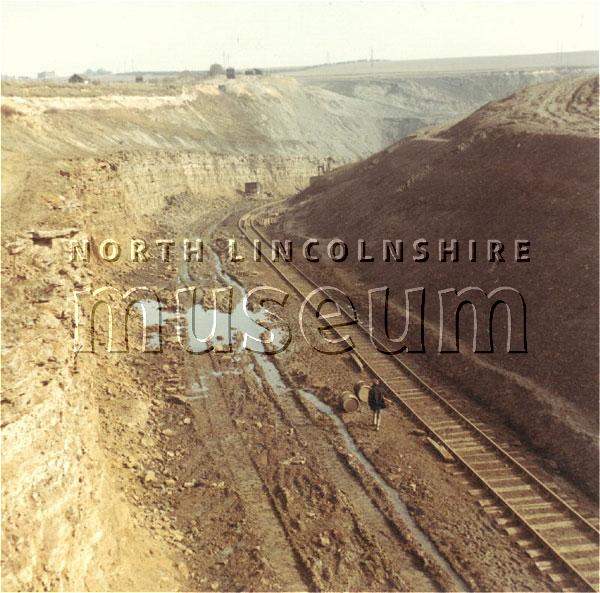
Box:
140 240 466 589
296 389 468 591
244 326 466 589
135 247 284 354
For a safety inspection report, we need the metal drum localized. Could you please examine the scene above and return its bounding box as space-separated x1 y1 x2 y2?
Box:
354 380 370 403
342 391 360 412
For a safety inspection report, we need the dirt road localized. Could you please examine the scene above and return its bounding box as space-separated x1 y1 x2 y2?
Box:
3 75 597 592
102 200 594 592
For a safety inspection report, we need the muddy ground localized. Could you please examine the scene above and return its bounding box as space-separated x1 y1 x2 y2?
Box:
73 197 597 592
2 74 598 592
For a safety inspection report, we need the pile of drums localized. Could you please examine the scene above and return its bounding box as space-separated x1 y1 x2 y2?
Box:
341 380 370 412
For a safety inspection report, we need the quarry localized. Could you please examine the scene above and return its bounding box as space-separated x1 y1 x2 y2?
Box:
1 46 599 593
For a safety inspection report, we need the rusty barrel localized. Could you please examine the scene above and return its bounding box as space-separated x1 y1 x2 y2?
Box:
342 391 360 412
354 380 370 403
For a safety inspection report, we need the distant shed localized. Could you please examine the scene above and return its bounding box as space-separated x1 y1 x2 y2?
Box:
244 182 261 196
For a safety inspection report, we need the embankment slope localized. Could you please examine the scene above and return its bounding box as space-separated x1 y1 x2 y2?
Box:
278 76 599 495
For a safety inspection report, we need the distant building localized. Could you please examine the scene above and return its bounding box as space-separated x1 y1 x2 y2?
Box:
68 74 86 84
244 182 261 196
208 63 225 77
226 67 236 79
37 71 56 80
135 75 144 82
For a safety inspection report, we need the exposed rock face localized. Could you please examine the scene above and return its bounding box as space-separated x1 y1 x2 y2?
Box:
278 76 599 495
1 70 597 589
293 67 598 141
1 77 407 162
1 75 401 591
1 240 182 591
69 151 320 214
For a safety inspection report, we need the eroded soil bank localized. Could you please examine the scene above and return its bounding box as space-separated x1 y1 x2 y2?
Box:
3 158 577 591
2 74 598 591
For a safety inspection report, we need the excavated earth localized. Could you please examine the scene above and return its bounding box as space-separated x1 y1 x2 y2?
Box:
276 76 600 497
1 72 597 591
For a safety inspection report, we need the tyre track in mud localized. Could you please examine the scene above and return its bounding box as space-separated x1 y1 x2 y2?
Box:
165 205 454 590
187 362 311 591
163 205 311 590
206 344 448 591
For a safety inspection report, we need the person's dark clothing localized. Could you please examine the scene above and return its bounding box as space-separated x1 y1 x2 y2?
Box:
368 384 386 411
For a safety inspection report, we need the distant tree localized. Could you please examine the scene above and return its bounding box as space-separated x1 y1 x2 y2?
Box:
208 63 225 77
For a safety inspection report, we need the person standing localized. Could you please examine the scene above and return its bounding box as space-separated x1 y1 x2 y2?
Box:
368 379 386 431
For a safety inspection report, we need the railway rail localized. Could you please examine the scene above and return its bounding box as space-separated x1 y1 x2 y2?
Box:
238 207 599 592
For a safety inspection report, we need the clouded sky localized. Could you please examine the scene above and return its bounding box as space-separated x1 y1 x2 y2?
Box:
1 0 597 76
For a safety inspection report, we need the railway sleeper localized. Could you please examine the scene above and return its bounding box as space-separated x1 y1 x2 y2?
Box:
429 420 461 428
468 459 507 470
516 538 537 548
400 395 430 402
432 427 470 437
476 465 512 475
525 511 569 522
486 475 528 485
493 486 533 494
483 506 505 516
535 560 556 572
558 542 599 555
443 435 478 444
570 557 600 571
499 490 539 502
513 501 556 511
525 548 548 559
533 518 579 531
452 445 488 455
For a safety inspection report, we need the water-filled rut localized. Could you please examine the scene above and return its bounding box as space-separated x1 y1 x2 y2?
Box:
139 241 468 590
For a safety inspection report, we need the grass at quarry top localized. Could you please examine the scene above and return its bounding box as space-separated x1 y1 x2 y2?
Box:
2 77 200 97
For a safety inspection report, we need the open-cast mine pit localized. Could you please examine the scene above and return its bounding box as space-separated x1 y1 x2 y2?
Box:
1 26 598 593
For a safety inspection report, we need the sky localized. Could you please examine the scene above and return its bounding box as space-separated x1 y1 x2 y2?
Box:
0 0 598 76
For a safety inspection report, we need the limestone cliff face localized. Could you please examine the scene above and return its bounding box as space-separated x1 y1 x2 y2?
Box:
1 76 402 162
2 77 367 591
70 152 319 222
1 239 183 591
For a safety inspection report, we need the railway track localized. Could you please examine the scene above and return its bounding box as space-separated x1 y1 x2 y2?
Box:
238 208 600 592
